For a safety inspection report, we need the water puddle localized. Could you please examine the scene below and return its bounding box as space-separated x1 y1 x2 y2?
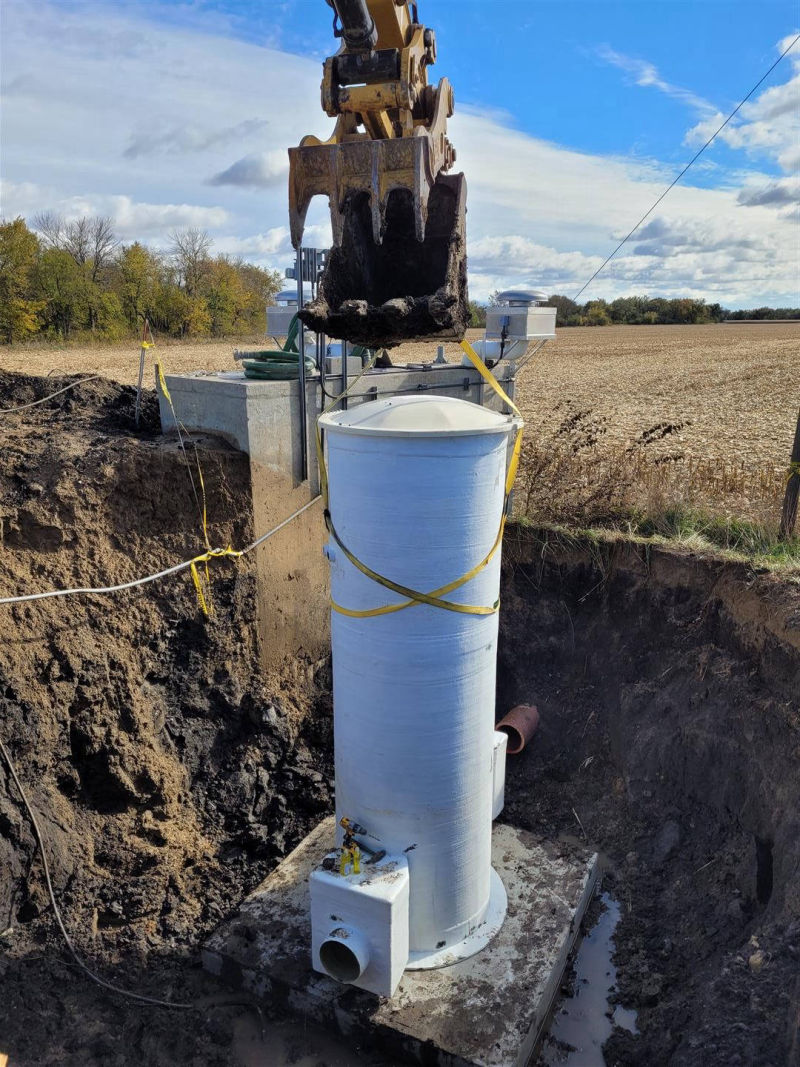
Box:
540 892 637 1065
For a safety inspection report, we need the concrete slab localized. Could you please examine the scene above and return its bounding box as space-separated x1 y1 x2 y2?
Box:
203 817 597 1067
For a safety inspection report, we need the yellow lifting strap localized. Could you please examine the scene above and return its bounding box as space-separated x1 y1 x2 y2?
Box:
321 340 524 618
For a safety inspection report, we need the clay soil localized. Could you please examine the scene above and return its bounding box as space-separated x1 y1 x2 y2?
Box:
0 370 799 1065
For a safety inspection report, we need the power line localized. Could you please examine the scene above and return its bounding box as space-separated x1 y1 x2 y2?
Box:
572 33 800 302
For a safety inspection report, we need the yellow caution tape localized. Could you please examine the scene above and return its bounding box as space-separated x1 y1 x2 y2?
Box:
322 340 524 618
187 545 243 617
461 339 523 499
189 561 210 616
156 356 240 616
155 358 172 405
141 341 154 349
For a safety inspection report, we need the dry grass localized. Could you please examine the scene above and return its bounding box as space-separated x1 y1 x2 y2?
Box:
512 323 798 543
4 321 798 556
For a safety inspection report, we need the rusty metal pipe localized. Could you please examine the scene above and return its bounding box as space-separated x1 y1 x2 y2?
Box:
495 704 540 755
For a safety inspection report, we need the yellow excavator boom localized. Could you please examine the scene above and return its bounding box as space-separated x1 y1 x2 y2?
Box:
288 0 469 348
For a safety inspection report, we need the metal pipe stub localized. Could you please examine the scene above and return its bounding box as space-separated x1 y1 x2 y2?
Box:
496 704 540 755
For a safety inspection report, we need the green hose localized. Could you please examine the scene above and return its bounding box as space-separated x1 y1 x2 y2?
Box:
243 314 311 379
241 314 373 380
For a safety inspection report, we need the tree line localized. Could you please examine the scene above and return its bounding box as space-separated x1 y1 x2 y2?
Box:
544 294 800 327
468 293 800 328
0 216 282 344
2 214 797 343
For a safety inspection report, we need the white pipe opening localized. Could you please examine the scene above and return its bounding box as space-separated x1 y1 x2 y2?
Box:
319 926 371 984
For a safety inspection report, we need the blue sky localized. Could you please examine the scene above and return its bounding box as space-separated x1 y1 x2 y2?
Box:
1 0 798 305
142 0 796 174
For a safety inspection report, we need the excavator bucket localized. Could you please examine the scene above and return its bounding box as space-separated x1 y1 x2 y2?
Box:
289 138 468 348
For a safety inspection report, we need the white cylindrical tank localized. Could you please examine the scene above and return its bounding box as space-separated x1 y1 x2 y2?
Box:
319 395 515 965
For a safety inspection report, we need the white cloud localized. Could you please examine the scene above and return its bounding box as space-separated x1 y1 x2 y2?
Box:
596 45 717 117
598 35 800 178
209 150 289 189
737 176 800 209
1 182 229 239
124 118 270 160
214 226 291 258
103 195 230 237
1 1 797 307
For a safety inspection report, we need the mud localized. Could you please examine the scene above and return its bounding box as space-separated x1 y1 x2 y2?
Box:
299 174 469 348
1 371 798 1065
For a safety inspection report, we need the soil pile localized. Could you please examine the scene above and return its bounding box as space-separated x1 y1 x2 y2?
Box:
300 175 469 348
0 373 337 1064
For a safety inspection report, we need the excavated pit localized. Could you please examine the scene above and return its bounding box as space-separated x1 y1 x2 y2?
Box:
500 529 800 1067
299 174 469 349
0 372 798 1065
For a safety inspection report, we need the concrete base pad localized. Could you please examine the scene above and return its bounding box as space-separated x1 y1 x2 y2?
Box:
203 818 597 1067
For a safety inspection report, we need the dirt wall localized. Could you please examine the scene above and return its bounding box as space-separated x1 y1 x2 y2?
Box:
499 528 800 1066
0 374 337 1065
1 372 798 1066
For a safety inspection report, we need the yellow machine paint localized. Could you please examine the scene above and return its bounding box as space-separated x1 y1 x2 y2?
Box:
288 0 469 347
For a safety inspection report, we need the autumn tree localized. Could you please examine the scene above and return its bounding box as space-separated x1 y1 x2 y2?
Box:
115 242 162 330
33 212 119 332
35 248 88 339
168 228 211 297
0 217 42 343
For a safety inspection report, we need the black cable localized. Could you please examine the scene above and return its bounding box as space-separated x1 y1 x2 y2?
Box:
0 731 267 1035
0 733 193 1009
572 33 800 302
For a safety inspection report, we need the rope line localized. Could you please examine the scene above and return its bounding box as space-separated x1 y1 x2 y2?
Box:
572 33 800 301
0 497 321 607
0 376 103 415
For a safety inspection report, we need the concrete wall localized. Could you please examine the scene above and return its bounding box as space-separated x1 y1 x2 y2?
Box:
159 362 516 668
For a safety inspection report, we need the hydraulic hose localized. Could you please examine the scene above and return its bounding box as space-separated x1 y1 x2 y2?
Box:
332 0 377 51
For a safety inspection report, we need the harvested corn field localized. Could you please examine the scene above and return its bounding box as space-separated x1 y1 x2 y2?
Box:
7 322 797 534
513 322 799 532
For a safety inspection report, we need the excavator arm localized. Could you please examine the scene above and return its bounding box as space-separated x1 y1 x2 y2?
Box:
288 0 469 348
